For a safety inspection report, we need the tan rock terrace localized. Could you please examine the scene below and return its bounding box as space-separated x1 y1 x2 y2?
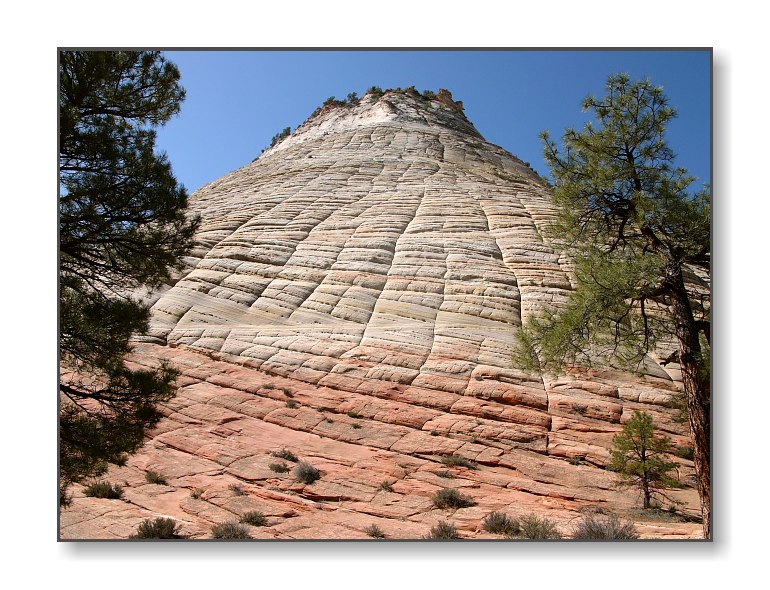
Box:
60 89 701 540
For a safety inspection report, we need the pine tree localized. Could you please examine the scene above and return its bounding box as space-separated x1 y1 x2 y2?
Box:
515 74 711 537
59 51 199 500
610 411 681 509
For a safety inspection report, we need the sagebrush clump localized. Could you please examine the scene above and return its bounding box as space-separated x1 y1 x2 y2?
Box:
440 455 478 470
432 487 476 509
211 522 251 539
518 514 562 539
482 511 520 536
133 517 182 539
295 461 320 484
240 511 268 527
571 513 639 539
83 481 124 499
425 521 460 539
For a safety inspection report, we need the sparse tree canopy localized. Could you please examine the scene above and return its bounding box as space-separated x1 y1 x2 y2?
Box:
59 51 199 498
610 411 681 509
515 74 711 537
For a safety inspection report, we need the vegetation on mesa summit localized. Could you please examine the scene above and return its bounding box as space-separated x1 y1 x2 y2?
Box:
59 51 198 506
514 73 711 538
610 411 681 509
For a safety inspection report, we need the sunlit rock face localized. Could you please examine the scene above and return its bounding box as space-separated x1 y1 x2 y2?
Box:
60 90 701 540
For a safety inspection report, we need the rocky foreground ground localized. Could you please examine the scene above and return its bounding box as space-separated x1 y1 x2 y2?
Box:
60 89 703 540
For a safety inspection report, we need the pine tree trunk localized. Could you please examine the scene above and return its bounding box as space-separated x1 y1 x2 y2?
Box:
666 261 711 539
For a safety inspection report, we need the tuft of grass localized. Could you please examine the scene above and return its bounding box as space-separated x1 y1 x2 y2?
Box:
228 483 246 496
425 520 460 539
190 487 204 499
326 418 334 423
482 511 520 536
145 471 167 485
571 513 639 539
271 448 298 462
568 455 585 466
83 481 124 499
112 454 128 467
263 383 275 390
572 403 588 415
441 455 478 470
294 461 320 484
285 399 298 408
675 445 694 460
435 470 455 479
432 487 476 509
134 517 182 539
240 511 268 527
347 410 361 418
430 430 439 436
518 514 563 539
282 387 294 397
211 522 251 539
365 524 386 538
379 480 395 492
352 423 362 429
269 462 289 473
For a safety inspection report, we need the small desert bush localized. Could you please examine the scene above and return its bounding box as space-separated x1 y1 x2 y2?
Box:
211 522 251 539
352 423 362 429
365 524 386 538
269 462 289 473
145 471 167 485
482 511 520 536
435 470 455 479
347 410 361 418
441 455 478 470
425 521 460 539
190 487 204 499
83 481 124 499
263 383 275 390
228 483 246 496
282 387 294 397
675 445 695 460
432 487 476 509
295 461 320 484
134 517 182 539
272 448 298 462
379 480 394 492
240 511 268 527
571 513 639 539
285 399 298 409
518 514 562 539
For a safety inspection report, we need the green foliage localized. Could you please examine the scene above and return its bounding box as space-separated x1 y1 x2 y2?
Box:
269 126 291 148
285 399 298 409
514 74 711 537
675 445 695 460
240 511 268 526
365 524 386 538
422 89 436 100
271 448 298 462
211 522 251 539
431 487 476 509
59 51 199 493
83 481 124 499
482 511 520 536
145 470 167 485
518 514 562 539
190 487 204 499
134 517 182 539
610 411 681 508
425 521 460 539
378 480 394 492
294 461 320 484
366 86 384 98
435 470 455 479
571 513 639 539
515 73 710 373
440 455 478 470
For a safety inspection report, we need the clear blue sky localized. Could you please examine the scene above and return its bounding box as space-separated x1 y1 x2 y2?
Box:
155 50 711 194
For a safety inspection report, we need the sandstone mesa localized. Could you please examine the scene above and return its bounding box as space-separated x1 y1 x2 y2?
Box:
60 89 703 540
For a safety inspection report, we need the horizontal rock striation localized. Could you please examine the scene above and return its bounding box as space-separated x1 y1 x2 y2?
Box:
61 89 702 540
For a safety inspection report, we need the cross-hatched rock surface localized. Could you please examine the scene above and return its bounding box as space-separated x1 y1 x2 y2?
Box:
60 89 702 540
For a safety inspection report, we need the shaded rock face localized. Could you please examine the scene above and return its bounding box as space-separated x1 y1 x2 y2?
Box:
60 90 701 540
